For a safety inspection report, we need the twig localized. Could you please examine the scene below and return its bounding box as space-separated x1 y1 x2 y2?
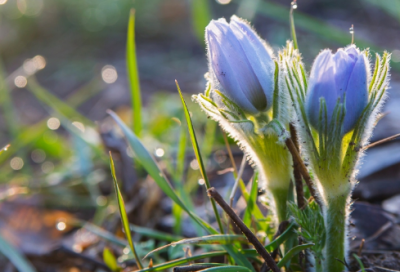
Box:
363 133 400 150
357 239 365 256
289 124 306 209
207 187 280 272
284 138 323 209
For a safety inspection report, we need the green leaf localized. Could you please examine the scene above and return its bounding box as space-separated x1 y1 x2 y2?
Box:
277 243 314 267
243 173 259 227
103 247 120 272
353 254 366 272
136 251 228 272
109 152 143 269
264 222 296 252
0 234 37 272
127 9 142 137
175 81 224 234
144 234 249 259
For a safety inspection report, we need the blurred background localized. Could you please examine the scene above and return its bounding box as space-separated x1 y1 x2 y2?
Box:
1 0 400 271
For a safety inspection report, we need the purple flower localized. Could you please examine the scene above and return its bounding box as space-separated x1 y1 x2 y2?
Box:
305 45 369 133
206 16 275 115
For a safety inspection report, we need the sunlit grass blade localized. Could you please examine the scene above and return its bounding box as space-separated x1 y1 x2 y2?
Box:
175 80 224 234
191 0 211 44
127 9 142 137
198 266 253 272
103 247 120 272
277 243 314 268
108 110 254 270
109 152 143 269
0 234 37 272
144 234 248 259
136 251 228 272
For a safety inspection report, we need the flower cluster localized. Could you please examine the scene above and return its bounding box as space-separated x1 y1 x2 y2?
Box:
195 15 391 272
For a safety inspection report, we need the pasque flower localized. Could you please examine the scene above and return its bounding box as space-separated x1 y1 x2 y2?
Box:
206 16 275 115
305 45 369 133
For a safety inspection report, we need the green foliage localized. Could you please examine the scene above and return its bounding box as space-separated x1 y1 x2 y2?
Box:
288 201 326 262
109 152 143 269
127 9 142 137
103 247 121 272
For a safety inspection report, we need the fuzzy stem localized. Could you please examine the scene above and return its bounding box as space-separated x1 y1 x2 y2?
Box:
324 193 348 272
271 188 288 224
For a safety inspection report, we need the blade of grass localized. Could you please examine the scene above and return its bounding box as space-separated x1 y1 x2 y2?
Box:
0 234 37 272
136 251 228 272
175 80 224 234
127 9 142 137
103 247 120 272
109 152 143 269
108 110 254 270
144 234 249 259
277 243 314 268
242 173 259 228
353 253 366 272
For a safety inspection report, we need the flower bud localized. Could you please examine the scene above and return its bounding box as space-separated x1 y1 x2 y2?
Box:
206 16 275 115
305 45 369 133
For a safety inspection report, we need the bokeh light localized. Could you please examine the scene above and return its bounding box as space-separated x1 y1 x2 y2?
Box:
101 65 118 84
10 157 24 170
32 55 46 70
190 159 199 170
47 117 61 130
41 161 54 173
155 148 165 157
14 76 27 88
216 0 231 4
0 0 7 5
31 149 46 163
56 221 66 231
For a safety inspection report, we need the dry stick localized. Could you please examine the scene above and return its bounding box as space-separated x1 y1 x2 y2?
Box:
207 187 280 272
284 137 323 209
289 124 306 209
363 133 400 150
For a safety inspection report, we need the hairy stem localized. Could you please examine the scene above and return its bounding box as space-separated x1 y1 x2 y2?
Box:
324 193 348 272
